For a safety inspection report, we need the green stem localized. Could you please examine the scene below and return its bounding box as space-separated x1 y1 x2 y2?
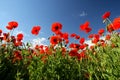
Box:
106 18 113 26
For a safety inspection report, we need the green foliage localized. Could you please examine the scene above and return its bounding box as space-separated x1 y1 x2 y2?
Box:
1 22 120 80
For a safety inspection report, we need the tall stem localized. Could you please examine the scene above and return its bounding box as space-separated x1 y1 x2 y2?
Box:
106 18 113 26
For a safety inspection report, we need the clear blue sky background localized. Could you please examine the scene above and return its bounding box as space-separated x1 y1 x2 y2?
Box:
0 0 120 45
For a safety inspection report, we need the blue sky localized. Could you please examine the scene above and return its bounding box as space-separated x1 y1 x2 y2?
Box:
0 0 120 45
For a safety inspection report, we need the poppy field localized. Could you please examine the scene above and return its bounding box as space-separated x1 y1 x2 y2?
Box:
0 12 120 80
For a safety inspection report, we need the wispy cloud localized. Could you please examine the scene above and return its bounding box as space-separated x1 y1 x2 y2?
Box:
13 30 30 37
79 11 87 17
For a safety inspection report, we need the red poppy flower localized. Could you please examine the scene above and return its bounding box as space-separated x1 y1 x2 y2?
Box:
100 39 105 45
105 34 111 40
6 25 13 30
102 11 110 19
55 31 63 36
84 43 89 47
40 49 45 54
79 44 86 50
8 21 18 28
112 17 120 30
65 39 69 44
94 34 100 40
100 40 106 47
98 28 105 35
90 46 94 50
74 44 80 50
13 50 22 61
17 33 24 41
91 34 100 44
31 26 41 35
79 37 85 44
35 44 39 50
62 32 69 40
88 34 94 39
77 51 85 60
14 41 23 46
69 43 75 48
0 29 2 33
6 21 18 30
80 21 89 31
80 21 92 33
92 38 99 44
69 49 78 57
107 24 114 33
3 33 10 41
39 45 44 49
50 35 61 45
51 22 62 33
69 43 80 50
0 29 2 36
85 27 92 33
44 46 49 53
70 33 76 38
75 35 80 40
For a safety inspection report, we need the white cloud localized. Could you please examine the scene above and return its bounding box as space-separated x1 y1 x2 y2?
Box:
12 30 48 48
32 37 48 47
13 30 30 37
79 11 87 17
85 39 94 47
